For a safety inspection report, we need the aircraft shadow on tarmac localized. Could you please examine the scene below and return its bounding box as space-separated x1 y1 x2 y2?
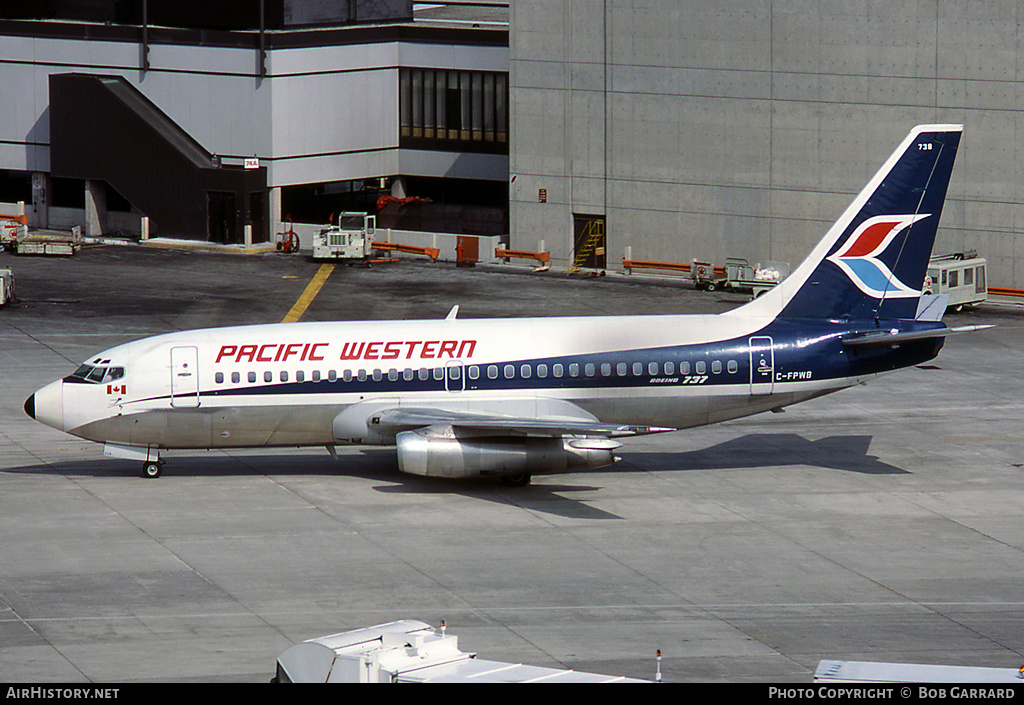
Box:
626 433 907 476
7 433 903 521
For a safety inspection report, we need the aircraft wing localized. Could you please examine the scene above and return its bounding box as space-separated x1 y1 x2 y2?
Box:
372 406 675 438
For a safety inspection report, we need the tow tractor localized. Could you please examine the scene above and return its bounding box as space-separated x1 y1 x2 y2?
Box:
312 212 376 261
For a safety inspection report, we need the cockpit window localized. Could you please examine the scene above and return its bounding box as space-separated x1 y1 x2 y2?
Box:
66 364 126 384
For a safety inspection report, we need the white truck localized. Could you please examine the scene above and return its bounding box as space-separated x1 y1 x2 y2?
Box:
312 212 376 261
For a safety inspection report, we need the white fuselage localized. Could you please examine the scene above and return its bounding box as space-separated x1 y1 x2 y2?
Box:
31 310 874 453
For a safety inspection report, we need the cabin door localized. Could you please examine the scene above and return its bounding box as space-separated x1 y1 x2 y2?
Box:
170 346 200 408
748 336 774 396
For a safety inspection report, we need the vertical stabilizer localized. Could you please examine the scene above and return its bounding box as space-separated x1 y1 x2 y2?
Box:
730 125 962 322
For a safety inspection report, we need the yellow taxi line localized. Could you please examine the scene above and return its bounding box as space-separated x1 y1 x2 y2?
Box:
281 264 335 323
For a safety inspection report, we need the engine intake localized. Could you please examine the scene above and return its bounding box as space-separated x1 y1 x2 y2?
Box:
396 428 619 479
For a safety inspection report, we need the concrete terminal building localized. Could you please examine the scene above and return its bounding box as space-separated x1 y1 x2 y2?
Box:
3 1 1023 289
509 1 1024 288
0 1 509 245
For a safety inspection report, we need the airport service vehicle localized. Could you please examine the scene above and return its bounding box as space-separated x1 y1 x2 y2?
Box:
312 212 376 261
25 125 985 485
924 252 987 312
0 268 13 306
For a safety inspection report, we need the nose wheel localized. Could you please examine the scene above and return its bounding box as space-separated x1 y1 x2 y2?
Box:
141 460 164 479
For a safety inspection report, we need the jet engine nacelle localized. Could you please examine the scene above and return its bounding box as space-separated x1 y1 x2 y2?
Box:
395 428 620 479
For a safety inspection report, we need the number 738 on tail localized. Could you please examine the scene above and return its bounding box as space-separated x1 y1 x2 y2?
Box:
25 124 988 485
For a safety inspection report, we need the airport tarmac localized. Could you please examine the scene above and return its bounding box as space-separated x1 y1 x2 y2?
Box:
1 244 1023 683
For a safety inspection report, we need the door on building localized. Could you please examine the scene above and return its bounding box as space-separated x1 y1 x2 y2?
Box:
207 191 237 244
249 191 266 243
571 214 606 272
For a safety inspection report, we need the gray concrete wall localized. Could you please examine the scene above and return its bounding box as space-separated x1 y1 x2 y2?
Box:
510 0 1024 288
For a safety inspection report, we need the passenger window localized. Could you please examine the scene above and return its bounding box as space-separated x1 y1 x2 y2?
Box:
695 361 706 375
357 369 367 382
418 368 430 381
265 371 273 383
215 372 224 384
648 362 658 376
584 363 595 377
297 370 305 382
949 270 959 287
664 361 675 375
343 369 353 382
312 370 321 382
248 371 256 383
616 362 627 376
388 369 399 381
468 366 479 380
504 364 515 379
727 360 738 374
553 364 564 378
487 365 498 379
570 363 581 377
600 363 611 376
711 361 722 375
633 362 643 376
965 268 974 286
403 368 414 381
432 368 444 381
521 364 532 378
232 372 240 383
328 370 337 382
679 361 690 375
537 364 548 378
280 371 288 382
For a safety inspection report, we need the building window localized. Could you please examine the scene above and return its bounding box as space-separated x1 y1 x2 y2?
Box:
400 68 508 154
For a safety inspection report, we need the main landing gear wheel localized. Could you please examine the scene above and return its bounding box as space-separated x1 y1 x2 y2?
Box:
500 473 532 487
141 461 164 479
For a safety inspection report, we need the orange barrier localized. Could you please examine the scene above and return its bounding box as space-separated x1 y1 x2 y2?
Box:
372 242 440 261
495 248 550 264
0 213 27 225
989 287 1024 298
623 259 725 276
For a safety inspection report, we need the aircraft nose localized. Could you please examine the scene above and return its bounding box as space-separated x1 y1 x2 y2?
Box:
26 380 63 431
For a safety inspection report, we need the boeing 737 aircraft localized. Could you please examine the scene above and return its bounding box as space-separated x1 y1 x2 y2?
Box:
25 124 983 485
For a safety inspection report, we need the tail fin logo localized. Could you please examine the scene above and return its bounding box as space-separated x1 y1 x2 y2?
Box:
826 214 931 299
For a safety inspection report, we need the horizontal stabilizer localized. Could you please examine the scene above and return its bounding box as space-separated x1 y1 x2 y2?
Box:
842 324 994 348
